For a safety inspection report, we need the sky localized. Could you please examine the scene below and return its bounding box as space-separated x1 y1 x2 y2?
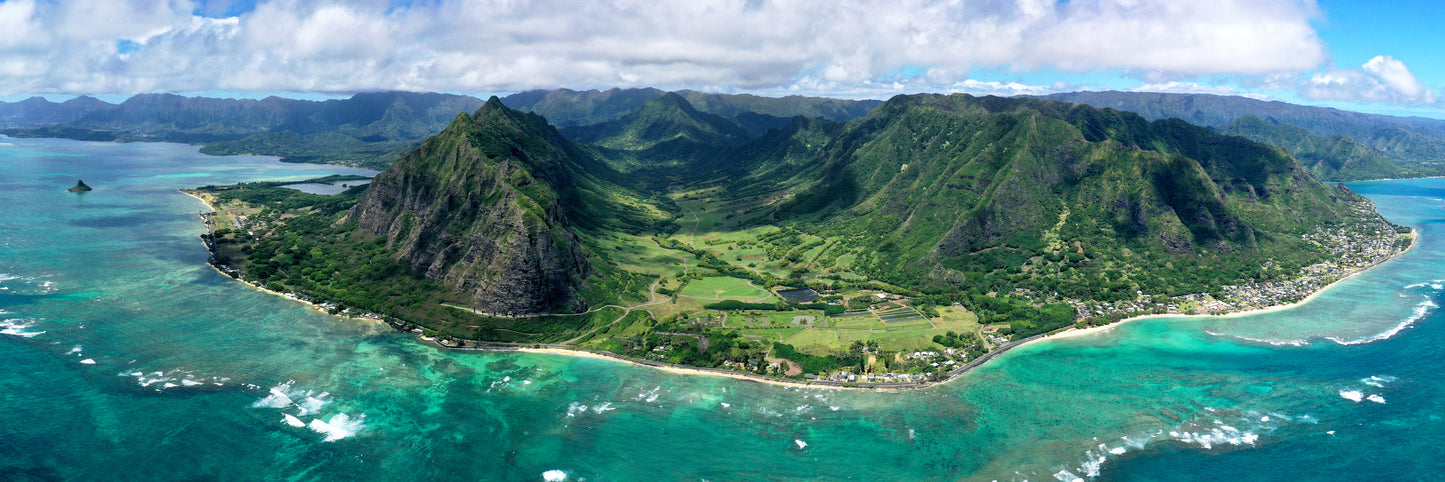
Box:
0 0 1441 119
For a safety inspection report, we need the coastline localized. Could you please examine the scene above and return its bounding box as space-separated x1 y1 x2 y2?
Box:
180 183 1420 391
514 347 835 390
1017 226 1420 350
180 189 391 329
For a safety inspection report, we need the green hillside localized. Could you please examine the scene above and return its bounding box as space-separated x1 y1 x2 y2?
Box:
1218 116 1412 181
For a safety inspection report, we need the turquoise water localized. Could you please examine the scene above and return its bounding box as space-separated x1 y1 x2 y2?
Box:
2 137 1442 481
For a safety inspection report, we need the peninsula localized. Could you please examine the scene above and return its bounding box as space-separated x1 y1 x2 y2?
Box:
185 92 1415 389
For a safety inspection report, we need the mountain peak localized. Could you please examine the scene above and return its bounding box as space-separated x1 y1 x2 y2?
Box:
653 92 696 112
474 95 515 120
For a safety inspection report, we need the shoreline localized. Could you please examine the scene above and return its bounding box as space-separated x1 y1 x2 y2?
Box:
514 347 834 390
1018 227 1420 350
180 189 392 330
180 185 1420 391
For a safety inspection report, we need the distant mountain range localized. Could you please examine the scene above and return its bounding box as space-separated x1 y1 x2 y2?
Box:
5 88 1444 181
0 89 881 170
500 87 881 128
1045 91 1445 180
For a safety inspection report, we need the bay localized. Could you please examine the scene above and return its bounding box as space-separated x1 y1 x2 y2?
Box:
1 137 1440 481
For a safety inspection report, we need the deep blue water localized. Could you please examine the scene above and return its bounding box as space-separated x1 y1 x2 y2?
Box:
1 137 1442 481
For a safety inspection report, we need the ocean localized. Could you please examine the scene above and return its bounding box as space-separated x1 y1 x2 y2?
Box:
1 136 1441 481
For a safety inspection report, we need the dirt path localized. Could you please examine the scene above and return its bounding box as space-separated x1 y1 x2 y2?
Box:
683 204 700 248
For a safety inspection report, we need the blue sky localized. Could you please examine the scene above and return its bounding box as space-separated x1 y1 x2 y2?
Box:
0 0 1441 119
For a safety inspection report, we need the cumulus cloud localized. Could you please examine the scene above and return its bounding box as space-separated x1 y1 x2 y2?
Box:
1301 55 1436 105
0 0 1328 96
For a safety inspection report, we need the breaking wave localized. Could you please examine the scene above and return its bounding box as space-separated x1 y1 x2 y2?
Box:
251 380 364 441
0 318 45 338
1327 295 1435 345
1203 331 1310 347
308 413 365 442
1051 408 1297 480
123 368 230 391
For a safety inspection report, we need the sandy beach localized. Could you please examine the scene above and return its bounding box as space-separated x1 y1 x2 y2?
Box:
515 347 836 390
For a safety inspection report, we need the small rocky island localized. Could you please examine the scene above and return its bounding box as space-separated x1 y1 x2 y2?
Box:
67 180 92 192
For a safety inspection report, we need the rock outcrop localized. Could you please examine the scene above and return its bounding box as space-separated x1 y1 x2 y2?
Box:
348 98 594 315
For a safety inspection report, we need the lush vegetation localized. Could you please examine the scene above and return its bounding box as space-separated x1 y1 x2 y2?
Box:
187 92 1398 382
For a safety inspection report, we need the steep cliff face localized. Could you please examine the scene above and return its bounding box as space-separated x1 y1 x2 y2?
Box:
348 98 593 315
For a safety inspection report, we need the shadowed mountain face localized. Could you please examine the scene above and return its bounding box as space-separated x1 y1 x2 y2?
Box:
502 87 881 127
347 98 597 315
761 94 1374 289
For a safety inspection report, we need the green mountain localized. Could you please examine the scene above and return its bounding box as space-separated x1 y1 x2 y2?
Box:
4 92 486 168
1045 91 1445 179
502 87 881 127
755 94 1381 298
0 96 113 125
347 97 663 315
1218 116 1411 181
563 93 750 150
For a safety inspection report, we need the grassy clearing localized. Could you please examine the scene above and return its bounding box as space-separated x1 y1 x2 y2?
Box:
589 233 690 276
932 306 980 332
782 329 871 356
678 276 769 299
869 331 946 352
880 319 934 332
831 314 886 330
737 327 805 341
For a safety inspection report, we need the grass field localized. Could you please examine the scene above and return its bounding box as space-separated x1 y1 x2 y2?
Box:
737 327 805 341
679 276 770 300
589 232 690 276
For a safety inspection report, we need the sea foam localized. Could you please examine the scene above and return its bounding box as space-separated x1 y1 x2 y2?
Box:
308 413 364 442
282 413 306 428
0 318 45 338
542 470 568 481
1204 331 1310 347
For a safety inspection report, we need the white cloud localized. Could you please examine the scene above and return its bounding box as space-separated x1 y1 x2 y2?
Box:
0 0 45 49
1129 81 1269 99
1301 55 1436 105
0 0 1329 96
763 75 1065 100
